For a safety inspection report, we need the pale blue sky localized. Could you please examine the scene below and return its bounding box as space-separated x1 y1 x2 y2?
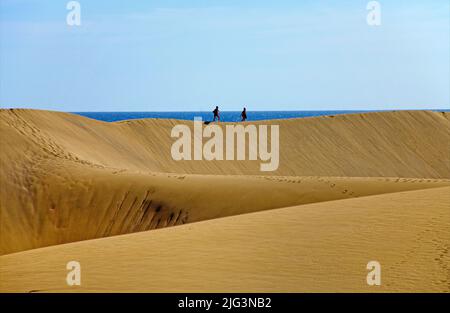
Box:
0 0 448 111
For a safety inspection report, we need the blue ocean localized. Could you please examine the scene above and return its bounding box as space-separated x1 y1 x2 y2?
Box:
74 110 376 122
74 110 449 123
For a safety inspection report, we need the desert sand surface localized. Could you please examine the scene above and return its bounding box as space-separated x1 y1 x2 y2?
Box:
0 109 449 292
2 109 449 177
1 186 449 293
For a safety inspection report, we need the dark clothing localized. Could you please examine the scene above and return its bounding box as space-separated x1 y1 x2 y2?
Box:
241 110 247 121
213 108 220 121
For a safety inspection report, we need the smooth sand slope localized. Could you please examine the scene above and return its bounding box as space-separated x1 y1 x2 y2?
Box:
1 109 449 255
1 186 449 293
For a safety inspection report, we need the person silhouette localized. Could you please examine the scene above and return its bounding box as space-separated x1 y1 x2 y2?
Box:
213 106 220 122
241 107 247 122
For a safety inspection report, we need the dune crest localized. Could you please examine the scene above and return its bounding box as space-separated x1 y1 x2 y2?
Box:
1 109 449 177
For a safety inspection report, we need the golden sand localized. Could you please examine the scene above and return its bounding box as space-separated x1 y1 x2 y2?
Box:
0 109 449 292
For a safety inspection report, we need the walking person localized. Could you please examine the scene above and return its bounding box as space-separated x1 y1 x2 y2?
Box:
241 107 247 122
213 106 220 122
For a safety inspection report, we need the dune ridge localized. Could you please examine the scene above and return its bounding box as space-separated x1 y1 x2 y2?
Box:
2 109 449 177
2 159 449 255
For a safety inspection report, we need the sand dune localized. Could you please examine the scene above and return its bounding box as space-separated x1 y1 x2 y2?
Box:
1 109 449 255
2 159 448 255
0 109 449 292
1 109 449 177
1 186 449 293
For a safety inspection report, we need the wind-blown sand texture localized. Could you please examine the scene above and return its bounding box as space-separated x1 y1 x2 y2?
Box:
1 109 449 292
